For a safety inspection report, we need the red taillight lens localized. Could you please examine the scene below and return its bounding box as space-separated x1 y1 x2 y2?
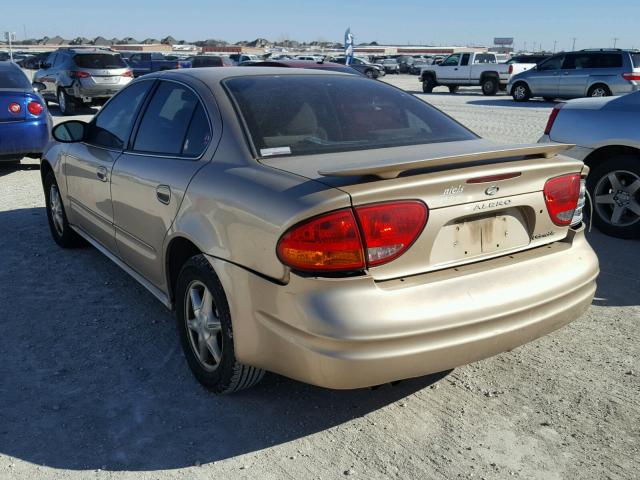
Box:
27 100 43 115
355 201 428 266
623 72 640 81
544 103 564 135
543 174 581 226
508 64 513 74
277 209 365 272
122 70 133 77
70 71 91 79
8 102 21 114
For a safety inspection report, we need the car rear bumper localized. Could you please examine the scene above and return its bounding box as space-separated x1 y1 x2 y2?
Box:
211 227 598 389
0 119 49 158
67 81 129 100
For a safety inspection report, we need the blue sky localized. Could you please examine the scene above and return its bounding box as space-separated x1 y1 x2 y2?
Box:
3 0 639 51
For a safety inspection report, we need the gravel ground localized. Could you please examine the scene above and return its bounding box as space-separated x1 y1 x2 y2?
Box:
0 76 638 480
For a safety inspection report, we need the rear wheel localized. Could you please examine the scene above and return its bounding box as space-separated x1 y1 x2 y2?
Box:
44 172 83 248
588 155 640 238
448 86 459 94
422 76 436 93
57 88 76 116
587 84 611 97
175 254 265 394
512 82 531 102
481 77 499 96
365 69 375 79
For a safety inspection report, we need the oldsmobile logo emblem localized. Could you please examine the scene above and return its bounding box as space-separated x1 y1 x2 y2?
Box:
485 185 500 196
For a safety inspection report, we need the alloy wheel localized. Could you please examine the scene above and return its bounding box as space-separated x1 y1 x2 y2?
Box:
591 87 608 97
49 184 64 236
594 170 640 226
513 85 527 100
184 280 223 372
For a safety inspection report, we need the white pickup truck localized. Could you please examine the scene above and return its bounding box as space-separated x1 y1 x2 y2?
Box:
419 52 510 95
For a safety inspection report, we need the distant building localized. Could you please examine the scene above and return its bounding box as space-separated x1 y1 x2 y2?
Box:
93 36 111 46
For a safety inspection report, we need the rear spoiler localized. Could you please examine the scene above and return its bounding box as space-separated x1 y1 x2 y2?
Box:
318 143 574 179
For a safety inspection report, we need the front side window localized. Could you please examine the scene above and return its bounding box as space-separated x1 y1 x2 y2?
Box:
85 80 153 149
441 55 460 67
537 55 564 71
133 81 210 156
225 75 476 157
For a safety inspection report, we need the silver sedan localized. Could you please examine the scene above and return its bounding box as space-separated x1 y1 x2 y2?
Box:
540 91 640 238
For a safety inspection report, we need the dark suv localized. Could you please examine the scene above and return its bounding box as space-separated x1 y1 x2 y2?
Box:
33 48 133 115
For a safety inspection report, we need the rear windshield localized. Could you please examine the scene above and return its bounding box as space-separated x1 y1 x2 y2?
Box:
0 67 31 89
225 75 476 157
73 54 126 69
193 56 222 67
632 53 640 68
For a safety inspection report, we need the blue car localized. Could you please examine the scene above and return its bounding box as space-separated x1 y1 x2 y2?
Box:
0 61 51 164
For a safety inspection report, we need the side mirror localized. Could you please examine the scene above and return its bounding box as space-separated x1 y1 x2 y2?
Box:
52 121 88 143
32 82 46 93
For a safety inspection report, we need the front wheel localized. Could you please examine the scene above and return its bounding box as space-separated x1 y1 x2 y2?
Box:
365 69 375 79
448 86 459 94
44 172 83 248
57 88 76 116
481 77 498 96
511 82 531 102
175 254 265 394
587 155 640 238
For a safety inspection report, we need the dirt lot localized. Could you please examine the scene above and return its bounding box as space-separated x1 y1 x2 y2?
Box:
0 76 638 480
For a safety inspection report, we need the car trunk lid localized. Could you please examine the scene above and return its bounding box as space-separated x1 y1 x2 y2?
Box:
262 140 585 280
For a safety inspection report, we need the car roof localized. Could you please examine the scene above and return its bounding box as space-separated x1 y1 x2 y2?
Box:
157 66 352 84
0 60 21 71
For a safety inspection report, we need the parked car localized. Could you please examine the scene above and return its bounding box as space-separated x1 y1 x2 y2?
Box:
124 52 191 77
186 55 234 68
295 55 324 61
229 54 261 64
409 59 434 75
17 52 49 70
0 61 51 163
332 57 382 78
509 49 640 102
239 59 365 76
420 52 509 95
41 67 597 393
379 58 400 74
33 48 133 115
505 54 552 77
539 91 640 238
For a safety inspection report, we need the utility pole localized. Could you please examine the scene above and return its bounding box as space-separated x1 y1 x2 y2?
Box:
572 37 577 51
613 37 619 48
553 40 557 53
4 32 16 61
524 41 527 52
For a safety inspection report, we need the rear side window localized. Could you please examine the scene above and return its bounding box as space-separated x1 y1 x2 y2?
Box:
225 75 476 157
85 80 153 149
0 67 31 89
133 82 210 156
596 54 623 68
473 54 496 64
73 54 126 69
632 53 640 68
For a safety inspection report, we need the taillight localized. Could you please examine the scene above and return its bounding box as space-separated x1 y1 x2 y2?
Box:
355 201 428 266
70 71 91 79
277 201 428 272
622 72 640 81
508 64 513 74
27 100 43 115
571 178 587 227
543 174 581 226
122 70 133 77
277 209 365 272
544 103 564 135
8 102 21 114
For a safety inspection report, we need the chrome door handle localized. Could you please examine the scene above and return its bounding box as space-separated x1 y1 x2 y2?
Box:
156 185 171 205
96 166 108 182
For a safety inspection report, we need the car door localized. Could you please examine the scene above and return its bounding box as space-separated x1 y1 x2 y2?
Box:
110 80 218 289
36 52 57 99
64 80 154 253
437 54 461 83
527 54 564 97
452 53 471 83
558 53 594 98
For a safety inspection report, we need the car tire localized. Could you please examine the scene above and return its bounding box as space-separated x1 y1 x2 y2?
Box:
481 77 499 96
448 86 459 94
175 254 265 394
587 155 640 239
422 76 436 93
365 69 375 79
511 82 531 102
587 84 612 98
498 84 507 92
57 88 76 116
44 171 83 248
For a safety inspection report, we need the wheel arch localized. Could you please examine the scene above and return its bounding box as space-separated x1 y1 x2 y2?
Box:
165 235 205 306
420 70 436 82
480 71 499 82
586 82 612 96
583 145 640 171
40 158 54 185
